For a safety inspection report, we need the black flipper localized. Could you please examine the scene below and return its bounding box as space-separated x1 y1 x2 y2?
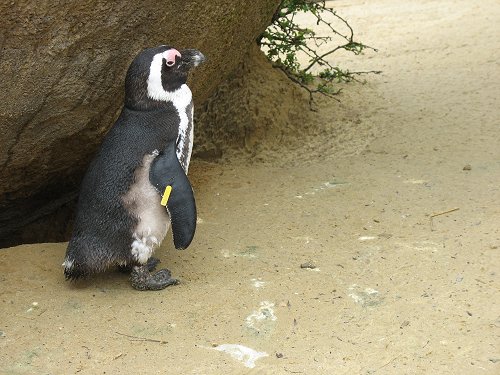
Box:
149 141 196 249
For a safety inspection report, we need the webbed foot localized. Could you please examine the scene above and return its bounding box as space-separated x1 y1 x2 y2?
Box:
130 265 180 291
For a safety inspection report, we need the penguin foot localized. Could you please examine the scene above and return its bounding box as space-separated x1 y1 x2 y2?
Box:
130 266 180 291
118 257 161 274
144 257 161 272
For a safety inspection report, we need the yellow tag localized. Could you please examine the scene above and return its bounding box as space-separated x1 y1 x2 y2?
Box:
161 185 172 206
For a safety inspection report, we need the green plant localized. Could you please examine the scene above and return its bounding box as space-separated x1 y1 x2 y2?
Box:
258 0 380 101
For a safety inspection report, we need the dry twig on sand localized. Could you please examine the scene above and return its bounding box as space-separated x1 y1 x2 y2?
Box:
429 207 460 230
115 331 167 344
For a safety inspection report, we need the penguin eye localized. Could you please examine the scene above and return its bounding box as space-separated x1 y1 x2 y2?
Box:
163 56 176 68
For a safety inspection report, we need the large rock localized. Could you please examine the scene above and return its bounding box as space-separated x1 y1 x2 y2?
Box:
0 0 280 247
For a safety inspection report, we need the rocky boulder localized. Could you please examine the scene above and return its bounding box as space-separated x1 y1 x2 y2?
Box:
0 0 280 247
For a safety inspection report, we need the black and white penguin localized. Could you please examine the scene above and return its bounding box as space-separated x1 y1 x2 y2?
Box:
63 45 205 290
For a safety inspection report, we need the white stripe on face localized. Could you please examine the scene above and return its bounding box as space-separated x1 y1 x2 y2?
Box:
146 51 194 172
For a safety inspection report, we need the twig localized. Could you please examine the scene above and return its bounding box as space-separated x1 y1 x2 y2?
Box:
115 331 167 344
377 355 401 371
429 207 459 231
273 64 340 109
350 70 383 76
37 309 47 317
284 368 303 374
430 207 460 218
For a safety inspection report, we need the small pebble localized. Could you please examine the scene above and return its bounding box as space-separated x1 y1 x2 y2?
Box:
300 262 316 269
463 164 472 171
276 352 284 359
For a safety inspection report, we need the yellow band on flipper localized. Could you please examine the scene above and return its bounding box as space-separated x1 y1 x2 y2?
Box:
161 185 172 206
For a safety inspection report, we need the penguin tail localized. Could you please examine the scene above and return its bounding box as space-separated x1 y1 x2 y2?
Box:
62 257 90 280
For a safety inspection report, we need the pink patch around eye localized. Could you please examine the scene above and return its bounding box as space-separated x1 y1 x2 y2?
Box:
165 49 181 66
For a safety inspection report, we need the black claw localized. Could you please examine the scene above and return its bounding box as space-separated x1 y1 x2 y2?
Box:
130 266 179 291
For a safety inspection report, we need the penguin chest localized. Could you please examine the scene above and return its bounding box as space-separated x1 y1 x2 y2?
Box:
122 151 169 264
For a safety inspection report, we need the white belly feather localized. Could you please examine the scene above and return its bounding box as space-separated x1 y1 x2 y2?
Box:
122 151 169 264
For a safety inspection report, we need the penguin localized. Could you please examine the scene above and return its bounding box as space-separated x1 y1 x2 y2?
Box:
63 45 205 290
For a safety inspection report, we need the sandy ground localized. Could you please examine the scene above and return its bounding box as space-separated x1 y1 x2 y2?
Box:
1 0 499 374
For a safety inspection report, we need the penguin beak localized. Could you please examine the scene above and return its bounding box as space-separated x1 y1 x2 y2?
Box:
179 49 206 70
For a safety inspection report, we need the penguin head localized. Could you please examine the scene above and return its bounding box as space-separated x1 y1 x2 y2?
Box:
125 45 205 110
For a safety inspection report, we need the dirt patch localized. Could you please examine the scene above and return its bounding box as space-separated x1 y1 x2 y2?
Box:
1 1 499 374
195 44 381 166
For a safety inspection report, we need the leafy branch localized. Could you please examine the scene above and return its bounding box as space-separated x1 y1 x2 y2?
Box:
258 0 381 102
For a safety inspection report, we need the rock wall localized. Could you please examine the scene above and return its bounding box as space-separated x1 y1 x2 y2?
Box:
194 44 312 162
0 0 280 247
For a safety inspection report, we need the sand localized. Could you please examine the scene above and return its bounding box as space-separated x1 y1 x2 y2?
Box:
1 0 499 374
